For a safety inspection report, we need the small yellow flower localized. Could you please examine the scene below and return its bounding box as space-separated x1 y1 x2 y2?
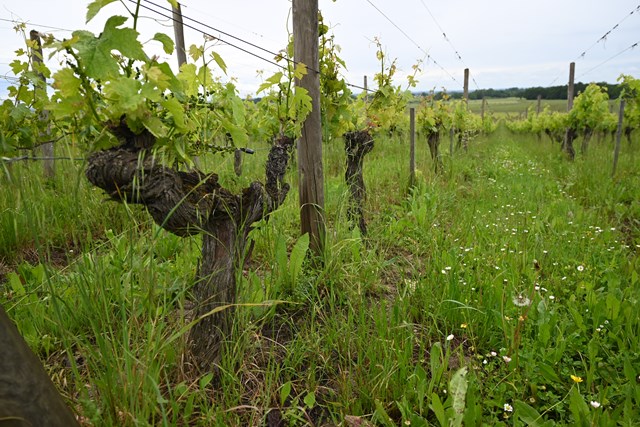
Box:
460 323 468 328
571 375 583 383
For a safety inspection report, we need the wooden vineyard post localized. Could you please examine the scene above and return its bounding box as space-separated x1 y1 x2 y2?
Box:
0 305 80 426
481 97 486 122
536 94 542 115
409 107 416 187
30 30 54 179
463 68 469 105
612 99 625 177
293 0 325 255
364 75 368 93
563 62 576 159
172 3 187 67
172 4 203 168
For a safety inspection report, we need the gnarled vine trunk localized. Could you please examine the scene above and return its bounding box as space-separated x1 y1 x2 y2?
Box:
344 130 374 236
563 127 577 160
580 128 593 155
86 126 293 372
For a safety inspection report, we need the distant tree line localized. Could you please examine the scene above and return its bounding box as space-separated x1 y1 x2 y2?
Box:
416 82 623 100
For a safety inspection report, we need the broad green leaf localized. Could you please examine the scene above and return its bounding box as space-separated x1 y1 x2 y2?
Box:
177 63 198 97
196 65 213 88
372 400 395 427
274 235 288 282
8 272 26 296
86 0 117 23
280 381 291 407
199 372 213 389
51 68 81 97
429 392 447 427
257 71 283 94
449 366 468 427
73 16 147 80
293 61 308 80
210 51 227 75
221 118 248 147
144 65 171 91
142 115 167 138
161 97 185 129
153 33 174 54
188 44 203 62
303 391 315 409
103 77 143 113
568 386 589 427
514 400 544 426
289 233 309 283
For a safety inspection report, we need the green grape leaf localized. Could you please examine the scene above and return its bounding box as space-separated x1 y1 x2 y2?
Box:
188 44 203 62
103 76 144 113
73 16 148 80
153 33 174 55
86 0 118 23
177 63 198 97
257 72 283 94
210 51 227 75
142 115 167 138
161 96 186 130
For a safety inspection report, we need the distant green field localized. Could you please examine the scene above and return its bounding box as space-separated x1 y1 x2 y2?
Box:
467 97 568 116
409 96 619 118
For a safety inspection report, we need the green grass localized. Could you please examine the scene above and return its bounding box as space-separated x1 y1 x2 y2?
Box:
1 126 639 425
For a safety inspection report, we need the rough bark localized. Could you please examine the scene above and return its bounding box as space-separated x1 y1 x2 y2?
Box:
0 305 79 427
427 132 443 174
580 128 593 155
344 130 374 235
233 149 242 176
564 127 577 160
85 127 293 372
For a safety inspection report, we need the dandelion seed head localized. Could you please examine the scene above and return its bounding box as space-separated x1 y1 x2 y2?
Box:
512 294 531 307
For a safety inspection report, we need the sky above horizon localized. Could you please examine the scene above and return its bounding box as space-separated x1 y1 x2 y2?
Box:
0 0 638 99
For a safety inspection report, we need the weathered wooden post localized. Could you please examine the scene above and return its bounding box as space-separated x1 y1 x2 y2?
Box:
409 107 416 187
481 97 486 122
536 94 542 115
612 99 625 177
172 3 187 67
463 68 469 106
293 0 325 255
563 62 576 159
0 305 80 426
30 30 54 179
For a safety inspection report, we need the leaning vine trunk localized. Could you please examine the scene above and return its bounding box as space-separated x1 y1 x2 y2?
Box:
86 125 292 372
344 130 374 236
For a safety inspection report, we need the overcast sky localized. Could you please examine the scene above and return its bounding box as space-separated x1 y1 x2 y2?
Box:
1 0 638 98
